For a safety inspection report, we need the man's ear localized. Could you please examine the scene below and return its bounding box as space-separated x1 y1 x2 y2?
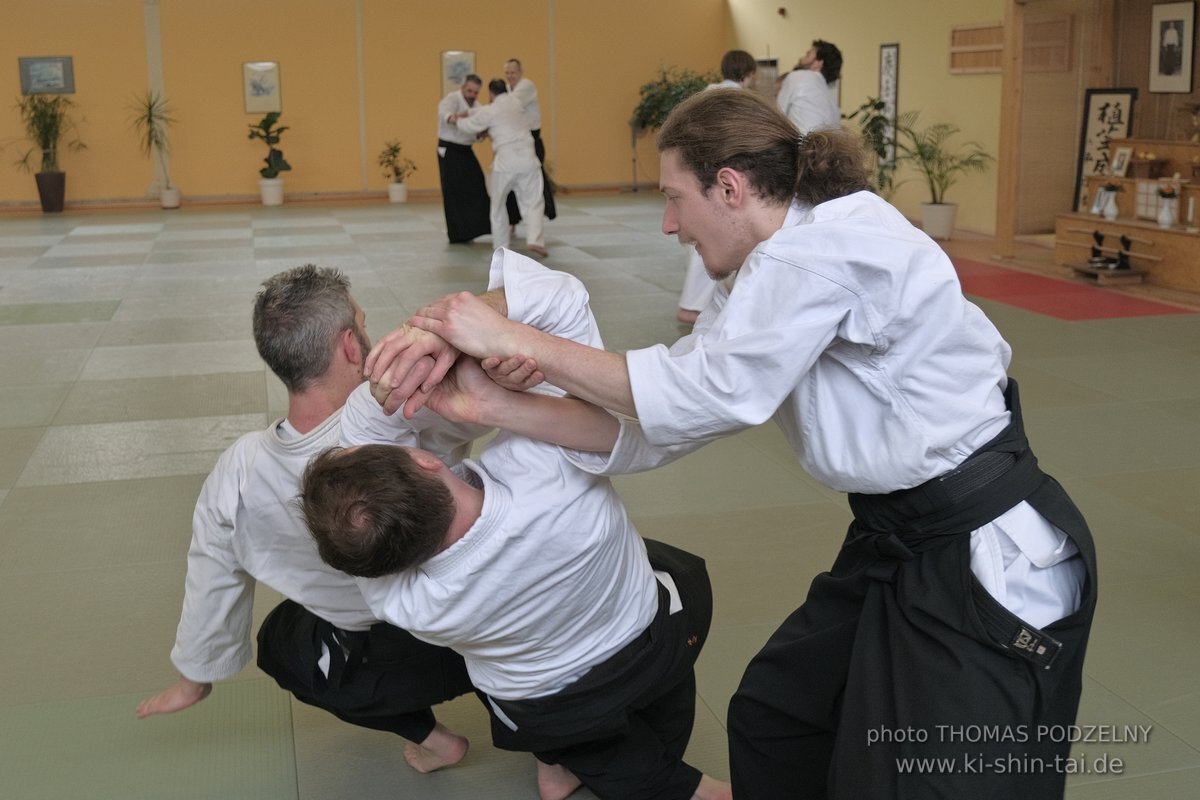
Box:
714 166 749 208
409 450 444 473
339 328 362 366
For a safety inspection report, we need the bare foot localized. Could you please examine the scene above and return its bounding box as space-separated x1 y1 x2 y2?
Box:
528 243 548 257
676 308 700 324
404 723 469 773
693 774 732 800
536 761 582 800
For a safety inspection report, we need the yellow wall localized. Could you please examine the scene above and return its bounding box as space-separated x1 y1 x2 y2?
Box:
728 0 1006 234
2 0 730 207
3 0 1008 233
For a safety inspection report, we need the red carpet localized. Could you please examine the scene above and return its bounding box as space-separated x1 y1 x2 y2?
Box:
951 258 1194 320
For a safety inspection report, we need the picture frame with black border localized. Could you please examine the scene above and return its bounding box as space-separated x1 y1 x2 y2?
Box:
18 56 74 94
1150 1 1195 93
1072 87 1137 211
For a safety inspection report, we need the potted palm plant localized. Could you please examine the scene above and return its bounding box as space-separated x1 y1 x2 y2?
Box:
13 94 85 213
129 90 180 208
378 140 417 203
894 111 994 240
247 111 290 205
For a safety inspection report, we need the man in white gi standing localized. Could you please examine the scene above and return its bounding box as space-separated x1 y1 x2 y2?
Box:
369 90 1098 800
504 57 557 221
452 79 547 256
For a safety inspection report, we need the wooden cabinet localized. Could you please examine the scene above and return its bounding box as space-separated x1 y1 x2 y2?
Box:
1056 138 1200 292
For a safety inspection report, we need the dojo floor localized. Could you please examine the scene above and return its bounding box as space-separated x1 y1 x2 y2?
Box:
1 194 1197 799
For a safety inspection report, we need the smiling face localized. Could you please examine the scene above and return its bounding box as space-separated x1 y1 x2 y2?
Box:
659 149 753 280
504 60 522 88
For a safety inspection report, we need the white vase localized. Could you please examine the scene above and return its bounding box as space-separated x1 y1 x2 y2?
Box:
387 182 408 203
259 177 284 206
160 186 181 209
1103 191 1119 220
1157 198 1176 228
920 202 958 240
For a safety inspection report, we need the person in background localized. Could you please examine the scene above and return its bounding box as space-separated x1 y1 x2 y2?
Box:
451 79 547 257
437 74 492 244
676 49 757 325
776 38 843 134
504 57 557 223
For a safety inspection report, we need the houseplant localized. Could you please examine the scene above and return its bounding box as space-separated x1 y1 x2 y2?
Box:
247 111 290 205
630 66 714 133
128 90 180 208
893 111 994 240
1156 185 1178 228
13 94 85 213
844 96 902 198
378 140 416 203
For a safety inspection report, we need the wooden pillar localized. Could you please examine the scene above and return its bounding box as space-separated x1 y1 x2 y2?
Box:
995 0 1026 259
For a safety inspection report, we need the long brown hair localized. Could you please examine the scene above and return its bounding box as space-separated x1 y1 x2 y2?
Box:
656 89 869 208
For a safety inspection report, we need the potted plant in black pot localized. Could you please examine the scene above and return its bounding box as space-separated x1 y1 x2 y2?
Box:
129 90 180 208
247 111 290 205
13 94 85 213
893 111 993 240
378 140 416 203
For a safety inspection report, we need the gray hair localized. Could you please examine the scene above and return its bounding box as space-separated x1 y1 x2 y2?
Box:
252 264 355 392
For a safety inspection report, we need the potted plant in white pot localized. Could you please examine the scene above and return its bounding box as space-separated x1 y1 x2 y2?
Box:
129 90 180 208
247 112 290 206
378 140 417 203
12 94 86 213
894 111 993 240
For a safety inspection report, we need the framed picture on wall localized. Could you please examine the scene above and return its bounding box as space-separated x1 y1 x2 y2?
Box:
441 51 475 97
18 56 75 94
879 43 899 166
1111 145 1133 177
1072 87 1137 211
1150 1 1195 93
243 61 281 114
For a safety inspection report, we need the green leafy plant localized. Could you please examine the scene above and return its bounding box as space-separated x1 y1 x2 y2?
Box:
1102 181 1123 192
247 112 291 179
128 90 176 189
893 111 994 205
13 94 85 172
378 140 417 183
1157 186 1178 199
844 97 902 197
631 66 715 132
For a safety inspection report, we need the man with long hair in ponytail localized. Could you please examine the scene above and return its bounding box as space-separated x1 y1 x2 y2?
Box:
367 89 1097 800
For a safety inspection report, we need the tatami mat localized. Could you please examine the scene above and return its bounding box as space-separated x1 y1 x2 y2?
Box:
0 196 1196 798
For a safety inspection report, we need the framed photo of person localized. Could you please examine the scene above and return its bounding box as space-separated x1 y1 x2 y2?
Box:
1111 145 1133 177
1150 1 1195 93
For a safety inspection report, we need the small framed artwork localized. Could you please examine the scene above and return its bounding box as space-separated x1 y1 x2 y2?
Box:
1072 87 1137 211
243 61 281 113
879 43 900 166
1111 145 1133 177
441 51 475 97
18 56 75 94
1150 2 1195 93
1089 188 1110 215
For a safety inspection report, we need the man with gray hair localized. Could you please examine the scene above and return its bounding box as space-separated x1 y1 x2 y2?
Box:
137 265 477 775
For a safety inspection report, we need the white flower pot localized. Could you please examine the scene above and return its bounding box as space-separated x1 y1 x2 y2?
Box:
1103 192 1119 220
387 182 408 203
1157 198 1176 228
160 186 181 209
259 177 285 206
920 202 958 241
